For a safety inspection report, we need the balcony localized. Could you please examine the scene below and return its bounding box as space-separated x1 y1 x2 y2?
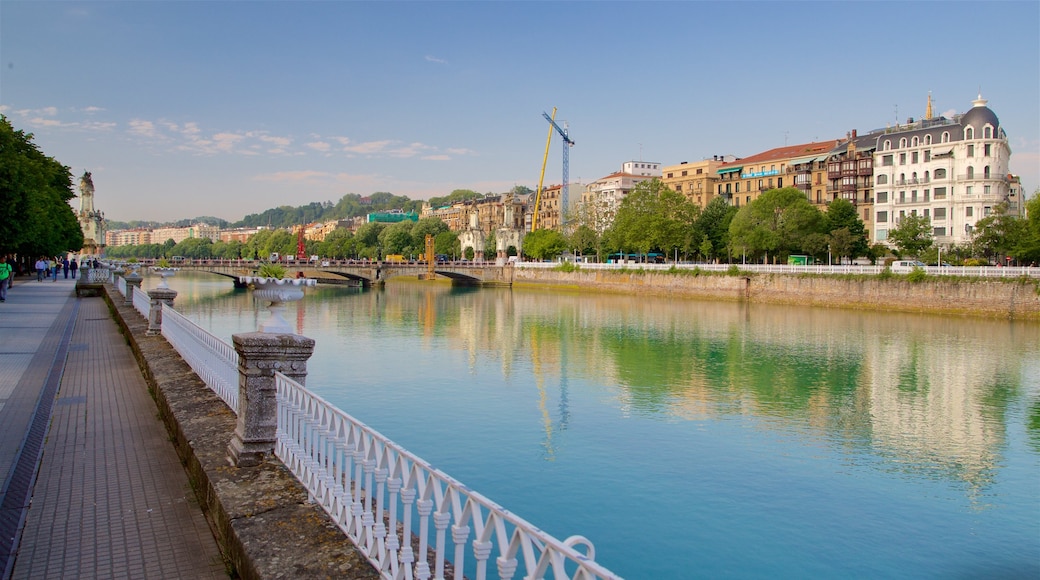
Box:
893 177 930 186
857 164 874 176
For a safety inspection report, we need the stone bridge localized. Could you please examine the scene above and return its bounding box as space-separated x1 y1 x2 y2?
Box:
172 261 514 288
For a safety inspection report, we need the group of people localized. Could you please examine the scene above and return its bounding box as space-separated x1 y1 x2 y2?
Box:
33 257 79 282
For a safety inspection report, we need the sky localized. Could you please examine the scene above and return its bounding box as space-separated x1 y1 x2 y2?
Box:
2 1 1038 224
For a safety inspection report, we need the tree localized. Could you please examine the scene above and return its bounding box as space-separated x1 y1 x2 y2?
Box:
825 199 869 261
0 116 84 258
696 196 737 262
971 202 1027 265
569 225 599 258
728 188 826 263
1015 194 1040 264
604 178 697 260
887 214 933 258
524 229 567 261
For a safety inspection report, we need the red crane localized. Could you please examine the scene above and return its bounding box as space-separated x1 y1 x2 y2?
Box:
296 226 307 261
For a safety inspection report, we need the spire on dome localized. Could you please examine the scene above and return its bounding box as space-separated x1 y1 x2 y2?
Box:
925 93 933 120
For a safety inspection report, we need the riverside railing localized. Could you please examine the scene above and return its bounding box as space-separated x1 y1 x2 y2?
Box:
129 298 619 579
515 261 1040 278
160 304 240 411
132 285 150 318
274 372 621 580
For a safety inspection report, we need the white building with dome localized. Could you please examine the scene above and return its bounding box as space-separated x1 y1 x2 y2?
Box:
871 94 1020 248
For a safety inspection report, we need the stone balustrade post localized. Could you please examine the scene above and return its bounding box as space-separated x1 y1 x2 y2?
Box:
146 287 178 336
227 332 315 467
124 273 143 306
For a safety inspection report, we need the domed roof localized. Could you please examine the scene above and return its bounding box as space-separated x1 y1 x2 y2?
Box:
961 94 999 135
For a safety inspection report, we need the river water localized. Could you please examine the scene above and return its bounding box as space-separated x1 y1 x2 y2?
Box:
161 272 1040 579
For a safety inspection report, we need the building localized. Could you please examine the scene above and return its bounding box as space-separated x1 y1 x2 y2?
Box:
661 157 729 208
150 224 220 245
621 161 662 177
106 228 153 247
872 94 1015 247
579 167 658 232
717 141 838 208
76 171 105 256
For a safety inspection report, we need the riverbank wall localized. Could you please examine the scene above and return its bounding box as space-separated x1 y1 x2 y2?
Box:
100 285 380 580
512 268 1040 320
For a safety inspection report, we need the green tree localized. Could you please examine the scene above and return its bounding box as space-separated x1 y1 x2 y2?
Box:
696 196 737 262
1015 194 1040 264
825 199 869 260
971 202 1027 264
569 225 599 258
605 178 697 260
728 188 826 263
0 116 84 258
524 229 567 260
379 221 415 256
887 214 933 258
434 231 460 258
171 237 214 259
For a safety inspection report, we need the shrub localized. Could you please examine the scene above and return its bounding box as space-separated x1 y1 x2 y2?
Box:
257 263 287 278
906 267 927 283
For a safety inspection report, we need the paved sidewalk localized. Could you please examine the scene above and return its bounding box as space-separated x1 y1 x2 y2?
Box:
0 274 227 578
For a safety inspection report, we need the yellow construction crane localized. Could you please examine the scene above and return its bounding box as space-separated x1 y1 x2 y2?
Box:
531 107 557 231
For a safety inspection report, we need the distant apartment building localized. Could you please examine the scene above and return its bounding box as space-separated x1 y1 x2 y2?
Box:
661 157 729 208
219 226 268 243
106 228 153 247
420 195 527 234
151 224 221 245
872 94 1016 247
579 166 659 232
304 220 351 242
621 161 662 177
717 141 838 208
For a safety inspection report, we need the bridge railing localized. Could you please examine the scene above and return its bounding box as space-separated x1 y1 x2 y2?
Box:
274 371 620 580
132 285 150 318
160 304 240 412
113 275 127 298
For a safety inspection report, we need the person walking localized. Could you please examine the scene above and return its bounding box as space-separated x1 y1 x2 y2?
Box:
0 255 12 302
50 258 59 281
62 257 70 279
35 257 46 281
70 258 78 279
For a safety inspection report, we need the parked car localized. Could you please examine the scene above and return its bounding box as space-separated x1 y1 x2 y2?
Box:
891 260 926 272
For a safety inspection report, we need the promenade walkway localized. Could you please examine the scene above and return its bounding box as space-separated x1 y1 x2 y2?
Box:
0 274 227 579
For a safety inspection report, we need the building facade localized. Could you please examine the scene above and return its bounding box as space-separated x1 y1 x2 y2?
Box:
716 141 837 207
662 157 728 208
872 95 1015 247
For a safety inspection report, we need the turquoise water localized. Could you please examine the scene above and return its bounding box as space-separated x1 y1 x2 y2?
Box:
163 273 1040 579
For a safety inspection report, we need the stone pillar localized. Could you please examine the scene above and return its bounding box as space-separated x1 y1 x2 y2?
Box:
124 273 143 306
146 287 177 336
227 332 316 467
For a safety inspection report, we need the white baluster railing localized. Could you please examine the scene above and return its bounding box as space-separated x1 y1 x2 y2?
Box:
132 285 150 318
114 275 127 298
160 304 239 412
273 372 621 580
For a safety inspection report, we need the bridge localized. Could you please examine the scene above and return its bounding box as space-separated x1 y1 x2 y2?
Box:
167 260 515 288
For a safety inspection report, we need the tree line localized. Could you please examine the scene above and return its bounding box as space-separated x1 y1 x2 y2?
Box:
0 116 85 265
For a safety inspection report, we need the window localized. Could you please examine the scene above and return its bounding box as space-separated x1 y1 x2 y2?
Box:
925 134 933 145
934 187 946 199
696 168 703 175
924 189 930 202
935 168 947 179
967 166 975 179
882 155 894 166
984 144 991 157
778 178 783 188
934 207 946 219
900 138 907 148
676 184 682 192
735 182 740 193
877 191 888 203
899 191 906 203
864 208 870 221
899 153 907 165
984 166 990 178
911 190 918 202
966 186 973 195
877 229 888 241
911 136 919 147
984 185 991 194
933 227 946 236
984 206 992 216
681 170 688 176
877 211 888 223
758 179 763 189
984 126 992 138
941 132 950 143
877 174 888 185
966 127 974 139
768 178 774 188
911 151 918 164
667 173 673 178
883 140 891 150
968 144 975 157
966 207 973 217
924 150 931 162
924 208 930 218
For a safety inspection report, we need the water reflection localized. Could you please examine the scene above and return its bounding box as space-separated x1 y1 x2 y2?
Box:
170 273 1039 499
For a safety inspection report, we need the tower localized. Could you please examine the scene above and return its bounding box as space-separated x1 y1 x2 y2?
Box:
78 171 105 257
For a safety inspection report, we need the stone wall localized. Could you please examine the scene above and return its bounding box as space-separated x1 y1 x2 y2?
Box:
513 268 1040 320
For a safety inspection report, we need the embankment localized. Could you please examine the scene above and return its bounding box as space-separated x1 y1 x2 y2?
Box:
512 268 1040 320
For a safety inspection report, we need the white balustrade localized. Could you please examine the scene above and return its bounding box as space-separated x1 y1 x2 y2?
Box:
160 304 240 412
514 261 1040 278
273 372 621 580
132 285 151 318
114 275 127 298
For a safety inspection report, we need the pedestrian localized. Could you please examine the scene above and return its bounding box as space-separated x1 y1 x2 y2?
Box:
35 257 46 281
62 257 70 279
50 258 59 281
70 258 79 279
0 255 12 302
92 258 99 269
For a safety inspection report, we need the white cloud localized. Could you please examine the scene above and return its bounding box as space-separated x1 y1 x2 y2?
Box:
342 139 393 154
422 155 451 161
306 141 331 152
128 119 159 138
425 55 447 64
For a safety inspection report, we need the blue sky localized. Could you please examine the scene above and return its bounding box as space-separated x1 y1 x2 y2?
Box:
2 1 1038 223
